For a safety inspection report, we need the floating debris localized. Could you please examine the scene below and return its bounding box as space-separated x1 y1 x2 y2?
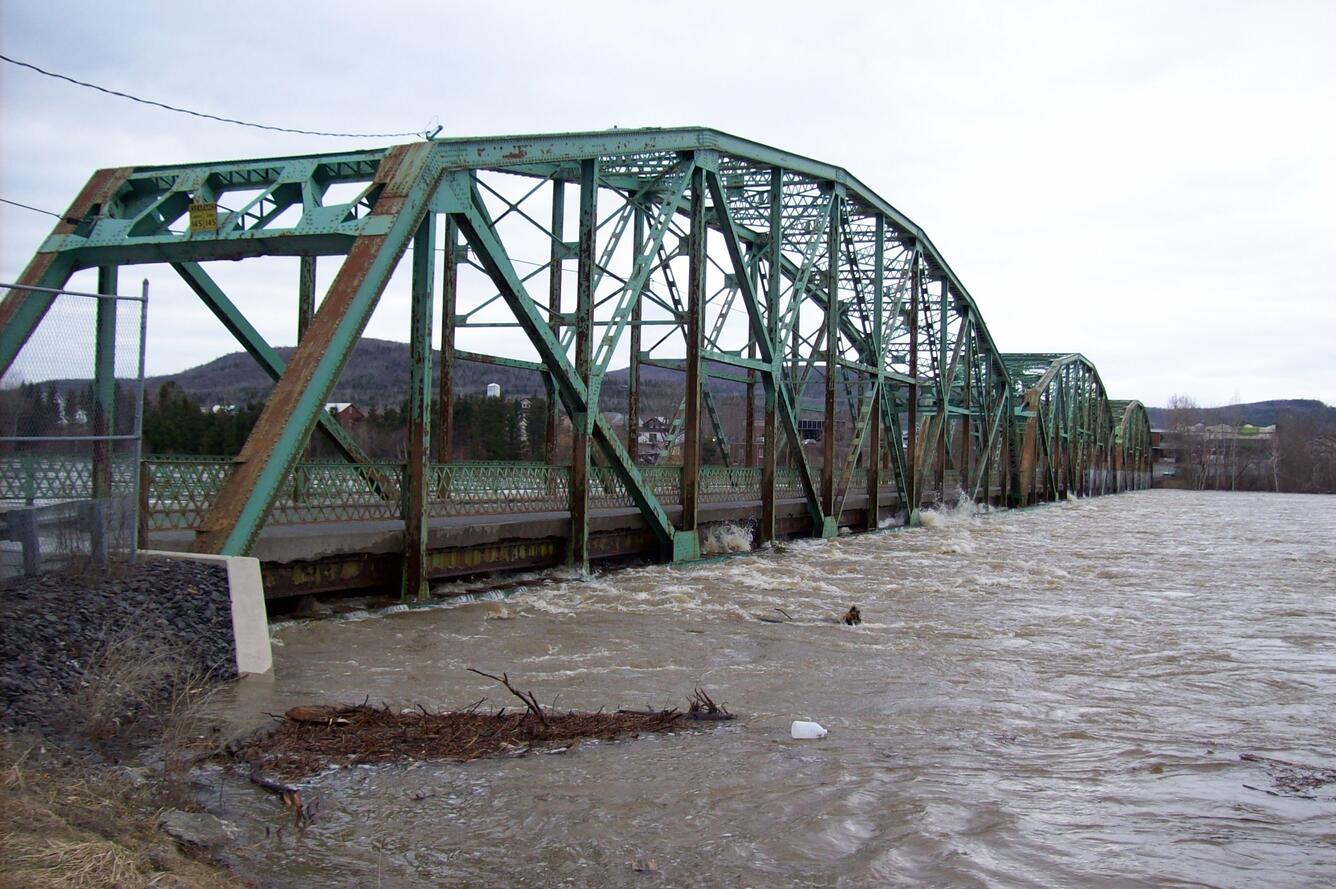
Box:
229 676 734 781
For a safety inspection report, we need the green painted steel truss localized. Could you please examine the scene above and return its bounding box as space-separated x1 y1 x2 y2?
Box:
0 127 1153 595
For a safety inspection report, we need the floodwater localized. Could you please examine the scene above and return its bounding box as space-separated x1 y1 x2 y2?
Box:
212 490 1336 888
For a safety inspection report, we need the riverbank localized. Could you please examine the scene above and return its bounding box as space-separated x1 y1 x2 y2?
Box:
0 559 249 887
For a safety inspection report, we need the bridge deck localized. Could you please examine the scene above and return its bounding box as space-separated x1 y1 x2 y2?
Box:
144 492 957 599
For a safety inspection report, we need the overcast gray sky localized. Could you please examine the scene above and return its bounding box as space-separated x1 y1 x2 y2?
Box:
2 0 1333 408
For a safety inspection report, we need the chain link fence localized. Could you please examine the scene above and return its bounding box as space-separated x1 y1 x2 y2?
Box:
0 281 148 578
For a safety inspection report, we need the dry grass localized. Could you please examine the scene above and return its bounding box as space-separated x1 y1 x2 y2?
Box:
70 625 194 745
3 836 146 888
0 737 247 889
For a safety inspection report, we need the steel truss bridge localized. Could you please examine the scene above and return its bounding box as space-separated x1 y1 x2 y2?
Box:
0 128 1152 599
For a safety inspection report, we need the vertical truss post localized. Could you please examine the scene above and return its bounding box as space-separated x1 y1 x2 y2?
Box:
937 280 949 496
745 247 758 468
866 216 884 530
962 317 973 500
297 255 315 457
569 160 597 572
680 164 706 551
545 180 566 468
628 206 643 463
821 191 840 529
403 214 436 601
907 249 921 523
92 266 118 499
297 256 316 459
437 218 458 461
760 168 782 544
298 256 316 341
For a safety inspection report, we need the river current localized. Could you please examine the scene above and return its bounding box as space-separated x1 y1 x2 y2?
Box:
212 490 1336 888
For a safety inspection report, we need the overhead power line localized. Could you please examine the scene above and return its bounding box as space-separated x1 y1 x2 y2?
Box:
0 197 63 218
1 54 438 140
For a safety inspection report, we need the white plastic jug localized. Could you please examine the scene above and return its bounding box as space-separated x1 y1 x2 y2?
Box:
790 720 828 739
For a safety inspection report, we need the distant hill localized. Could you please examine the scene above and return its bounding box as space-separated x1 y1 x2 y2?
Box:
142 338 552 407
136 338 769 410
121 340 1336 431
1146 399 1335 429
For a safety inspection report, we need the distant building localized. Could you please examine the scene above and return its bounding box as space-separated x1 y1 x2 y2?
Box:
486 383 501 398
798 417 824 443
1154 421 1278 489
325 402 365 431
637 416 672 460
518 397 531 444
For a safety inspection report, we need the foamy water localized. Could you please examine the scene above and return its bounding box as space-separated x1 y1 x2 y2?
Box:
211 490 1336 888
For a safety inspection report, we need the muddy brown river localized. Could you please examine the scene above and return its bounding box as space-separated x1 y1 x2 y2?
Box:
209 490 1336 887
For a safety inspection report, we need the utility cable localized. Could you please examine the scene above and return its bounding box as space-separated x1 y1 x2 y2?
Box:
1 53 437 140
0 197 62 218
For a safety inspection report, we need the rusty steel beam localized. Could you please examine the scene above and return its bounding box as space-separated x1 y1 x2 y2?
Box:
193 143 441 554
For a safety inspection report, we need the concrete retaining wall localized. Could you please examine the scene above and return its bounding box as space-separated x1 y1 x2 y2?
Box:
141 550 272 676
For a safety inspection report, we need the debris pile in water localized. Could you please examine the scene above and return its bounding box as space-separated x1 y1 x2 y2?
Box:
231 677 732 781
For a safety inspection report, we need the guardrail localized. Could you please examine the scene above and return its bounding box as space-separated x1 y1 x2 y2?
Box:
4 456 900 534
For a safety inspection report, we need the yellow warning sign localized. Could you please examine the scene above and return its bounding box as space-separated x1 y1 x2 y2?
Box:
188 201 219 232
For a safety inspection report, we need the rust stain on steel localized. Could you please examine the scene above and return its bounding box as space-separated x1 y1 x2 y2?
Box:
0 166 131 331
193 144 433 553
55 166 133 237
501 146 529 161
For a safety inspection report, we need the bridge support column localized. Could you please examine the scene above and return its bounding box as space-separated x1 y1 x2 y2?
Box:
759 168 782 545
297 256 316 460
866 217 884 531
627 206 643 464
545 180 565 468
403 214 436 601
677 164 706 561
962 329 973 501
437 219 458 462
91 265 118 500
298 256 316 341
906 250 921 525
936 280 950 499
821 190 839 535
568 160 597 572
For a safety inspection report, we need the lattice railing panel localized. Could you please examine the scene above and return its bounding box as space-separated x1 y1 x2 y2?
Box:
142 456 233 530
775 466 806 498
429 462 570 516
700 466 762 503
268 462 403 524
638 466 682 506
589 465 634 509
0 455 94 503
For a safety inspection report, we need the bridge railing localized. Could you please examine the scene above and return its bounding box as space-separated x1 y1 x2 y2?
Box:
700 466 762 503
270 461 405 524
0 454 137 505
429 462 570 516
122 455 920 533
141 455 232 530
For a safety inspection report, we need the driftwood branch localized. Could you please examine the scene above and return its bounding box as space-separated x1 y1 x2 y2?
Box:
687 687 733 721
249 765 315 823
468 668 550 728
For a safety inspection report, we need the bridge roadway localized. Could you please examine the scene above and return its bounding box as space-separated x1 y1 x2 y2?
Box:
145 491 956 600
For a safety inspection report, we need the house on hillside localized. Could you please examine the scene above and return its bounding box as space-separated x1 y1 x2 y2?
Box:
325 402 366 431
637 416 672 460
